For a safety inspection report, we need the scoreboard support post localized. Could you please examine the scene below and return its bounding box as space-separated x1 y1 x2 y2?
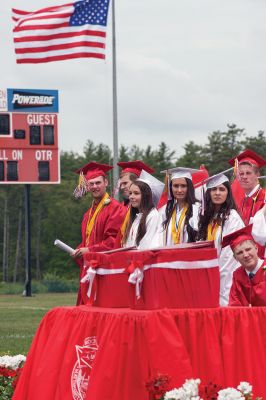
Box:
24 184 32 297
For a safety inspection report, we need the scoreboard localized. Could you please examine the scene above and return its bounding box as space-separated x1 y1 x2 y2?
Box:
0 88 60 184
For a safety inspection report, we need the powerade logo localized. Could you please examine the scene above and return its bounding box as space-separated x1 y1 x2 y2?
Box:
12 93 54 107
7 89 58 112
12 91 54 108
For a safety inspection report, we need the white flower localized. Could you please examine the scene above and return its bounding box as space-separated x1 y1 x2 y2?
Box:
164 379 202 400
237 382 252 395
183 378 201 396
104 198 111 205
218 388 245 400
0 354 26 370
164 387 187 400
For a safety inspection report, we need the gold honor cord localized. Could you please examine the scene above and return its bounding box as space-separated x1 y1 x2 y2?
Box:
120 208 131 245
171 205 188 244
207 221 220 241
85 193 110 245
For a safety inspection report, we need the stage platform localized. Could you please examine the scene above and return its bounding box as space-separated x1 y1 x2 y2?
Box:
13 305 266 400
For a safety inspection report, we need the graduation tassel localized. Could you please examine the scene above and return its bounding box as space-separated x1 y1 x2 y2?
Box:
73 172 89 199
166 171 171 201
233 158 239 180
112 178 121 198
201 185 205 215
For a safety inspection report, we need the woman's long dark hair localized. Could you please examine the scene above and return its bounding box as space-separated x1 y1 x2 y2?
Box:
163 178 197 243
123 180 154 246
197 181 237 241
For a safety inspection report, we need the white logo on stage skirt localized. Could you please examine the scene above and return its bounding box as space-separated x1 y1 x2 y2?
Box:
71 336 99 400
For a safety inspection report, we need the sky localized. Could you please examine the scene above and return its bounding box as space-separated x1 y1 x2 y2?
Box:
1 0 266 158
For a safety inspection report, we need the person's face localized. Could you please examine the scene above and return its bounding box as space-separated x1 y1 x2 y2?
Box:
233 240 259 271
129 184 142 210
171 178 188 203
88 176 108 201
238 164 259 194
119 173 133 199
210 184 228 207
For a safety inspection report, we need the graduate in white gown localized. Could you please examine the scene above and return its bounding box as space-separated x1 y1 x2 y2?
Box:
196 173 244 306
252 204 266 254
122 171 164 250
159 167 201 246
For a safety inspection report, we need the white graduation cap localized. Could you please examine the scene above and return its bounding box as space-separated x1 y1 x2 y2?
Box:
195 167 233 189
197 168 233 215
160 167 202 200
160 167 201 181
137 170 164 207
205 173 229 189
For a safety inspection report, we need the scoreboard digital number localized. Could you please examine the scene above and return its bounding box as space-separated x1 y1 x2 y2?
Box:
0 88 60 184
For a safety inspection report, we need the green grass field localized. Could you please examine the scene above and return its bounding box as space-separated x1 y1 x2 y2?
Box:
0 293 76 355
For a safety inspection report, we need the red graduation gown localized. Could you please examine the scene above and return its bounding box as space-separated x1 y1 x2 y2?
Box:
76 196 124 305
240 187 265 226
240 187 266 258
113 202 130 249
229 260 266 306
79 197 123 251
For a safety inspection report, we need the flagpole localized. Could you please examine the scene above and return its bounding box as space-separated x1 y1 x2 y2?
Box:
112 0 119 198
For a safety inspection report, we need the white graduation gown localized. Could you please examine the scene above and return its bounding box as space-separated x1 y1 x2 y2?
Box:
124 208 160 250
252 204 266 258
213 209 244 306
158 203 200 246
252 205 266 255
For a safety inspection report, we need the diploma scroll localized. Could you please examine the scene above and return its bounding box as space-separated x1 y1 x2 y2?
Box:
54 239 75 255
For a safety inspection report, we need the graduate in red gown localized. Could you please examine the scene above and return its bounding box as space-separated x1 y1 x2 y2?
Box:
229 149 266 258
228 149 266 225
117 160 154 210
222 225 266 307
72 162 124 305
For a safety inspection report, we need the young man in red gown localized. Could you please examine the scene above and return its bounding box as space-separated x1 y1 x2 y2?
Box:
72 162 124 305
117 160 154 209
229 149 266 258
222 225 266 306
229 149 266 225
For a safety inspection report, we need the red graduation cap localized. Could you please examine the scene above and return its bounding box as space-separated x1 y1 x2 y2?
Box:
117 160 154 177
75 162 113 180
228 149 266 169
192 165 209 186
222 224 254 250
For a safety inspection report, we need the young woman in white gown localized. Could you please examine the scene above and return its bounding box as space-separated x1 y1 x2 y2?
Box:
159 168 200 246
196 173 244 306
122 175 163 250
252 204 266 256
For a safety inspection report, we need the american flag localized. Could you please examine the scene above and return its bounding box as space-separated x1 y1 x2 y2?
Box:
12 0 110 64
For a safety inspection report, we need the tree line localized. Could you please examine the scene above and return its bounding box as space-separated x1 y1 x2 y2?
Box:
0 124 265 282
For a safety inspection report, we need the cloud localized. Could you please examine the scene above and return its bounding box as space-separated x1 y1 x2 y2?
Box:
1 0 266 158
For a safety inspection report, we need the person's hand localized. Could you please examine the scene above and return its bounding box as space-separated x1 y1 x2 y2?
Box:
72 247 89 259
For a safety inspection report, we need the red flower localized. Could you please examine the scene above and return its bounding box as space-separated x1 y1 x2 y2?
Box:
0 366 23 390
199 381 223 400
146 373 171 400
0 366 17 378
12 368 23 389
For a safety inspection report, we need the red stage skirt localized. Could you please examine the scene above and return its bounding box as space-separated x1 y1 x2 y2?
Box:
82 245 220 308
13 306 266 400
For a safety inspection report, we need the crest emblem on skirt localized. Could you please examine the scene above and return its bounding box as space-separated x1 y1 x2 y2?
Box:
71 336 99 400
